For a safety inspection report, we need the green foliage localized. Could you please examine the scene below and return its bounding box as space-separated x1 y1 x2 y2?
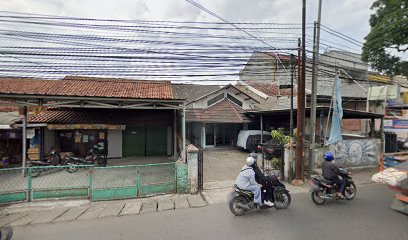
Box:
271 128 290 145
271 157 281 168
362 0 408 77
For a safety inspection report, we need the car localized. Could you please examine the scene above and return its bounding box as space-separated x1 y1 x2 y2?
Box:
237 130 272 152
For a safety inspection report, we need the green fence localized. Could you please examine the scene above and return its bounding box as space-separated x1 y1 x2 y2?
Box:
0 162 183 204
0 168 27 204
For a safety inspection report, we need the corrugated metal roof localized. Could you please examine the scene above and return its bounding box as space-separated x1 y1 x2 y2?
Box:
28 108 172 124
0 111 20 128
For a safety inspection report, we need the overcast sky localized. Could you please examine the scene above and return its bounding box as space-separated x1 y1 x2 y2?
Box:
0 0 375 44
0 0 380 82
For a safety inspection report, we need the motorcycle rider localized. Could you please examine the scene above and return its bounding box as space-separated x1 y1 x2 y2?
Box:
322 151 345 199
235 156 263 209
248 152 275 207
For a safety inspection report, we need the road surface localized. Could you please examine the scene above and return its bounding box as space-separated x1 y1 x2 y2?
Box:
12 184 408 240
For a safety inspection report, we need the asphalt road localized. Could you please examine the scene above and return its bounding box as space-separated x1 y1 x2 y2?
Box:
12 184 408 240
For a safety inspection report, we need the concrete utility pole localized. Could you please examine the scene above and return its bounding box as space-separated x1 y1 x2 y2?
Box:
22 106 27 175
289 54 295 182
309 0 323 178
293 0 306 185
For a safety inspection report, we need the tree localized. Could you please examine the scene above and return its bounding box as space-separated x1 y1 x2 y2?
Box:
362 0 408 77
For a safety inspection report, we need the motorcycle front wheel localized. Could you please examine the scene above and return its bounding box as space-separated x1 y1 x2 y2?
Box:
229 196 249 216
274 191 291 209
311 190 327 205
96 157 107 167
343 182 357 200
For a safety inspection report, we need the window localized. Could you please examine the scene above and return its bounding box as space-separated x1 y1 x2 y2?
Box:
227 93 243 107
207 93 224 106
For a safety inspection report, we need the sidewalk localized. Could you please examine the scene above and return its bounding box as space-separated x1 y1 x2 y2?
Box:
0 168 379 227
0 194 207 228
202 168 378 204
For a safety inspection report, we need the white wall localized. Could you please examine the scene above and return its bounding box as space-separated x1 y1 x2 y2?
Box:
191 88 255 110
108 129 122 158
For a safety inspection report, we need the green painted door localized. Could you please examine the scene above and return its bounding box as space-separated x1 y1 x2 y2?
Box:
123 126 146 157
146 126 167 156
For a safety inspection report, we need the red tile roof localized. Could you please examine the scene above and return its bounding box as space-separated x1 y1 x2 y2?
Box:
186 99 252 123
0 100 19 112
0 77 174 100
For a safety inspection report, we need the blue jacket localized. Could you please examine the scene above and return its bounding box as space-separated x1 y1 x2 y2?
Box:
235 165 258 189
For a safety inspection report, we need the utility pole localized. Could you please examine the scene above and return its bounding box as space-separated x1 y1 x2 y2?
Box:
293 0 307 185
22 106 27 175
309 0 323 178
294 38 303 185
289 54 295 182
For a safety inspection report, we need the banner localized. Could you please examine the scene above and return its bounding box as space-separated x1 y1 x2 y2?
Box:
327 75 343 145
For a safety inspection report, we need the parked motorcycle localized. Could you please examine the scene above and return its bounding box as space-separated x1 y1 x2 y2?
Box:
27 149 64 177
309 168 357 205
228 175 291 216
397 138 408 151
64 145 106 168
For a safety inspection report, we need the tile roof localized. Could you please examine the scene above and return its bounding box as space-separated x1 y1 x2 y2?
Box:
186 99 252 123
0 76 174 100
172 84 220 103
28 108 172 124
0 100 19 112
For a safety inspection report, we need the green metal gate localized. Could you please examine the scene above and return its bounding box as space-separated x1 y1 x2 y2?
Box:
0 162 179 204
30 165 91 201
91 162 176 201
0 168 27 204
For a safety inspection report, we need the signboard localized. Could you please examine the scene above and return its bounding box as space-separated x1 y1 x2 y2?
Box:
47 124 126 130
368 85 399 100
384 119 408 131
279 84 293 89
391 120 408 129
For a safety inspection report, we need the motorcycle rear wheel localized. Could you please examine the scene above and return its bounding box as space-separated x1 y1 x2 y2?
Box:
311 190 327 205
274 191 291 209
343 183 357 200
229 196 249 216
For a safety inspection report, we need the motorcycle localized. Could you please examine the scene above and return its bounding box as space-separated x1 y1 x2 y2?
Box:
64 145 106 168
228 175 291 216
309 168 357 205
27 149 65 177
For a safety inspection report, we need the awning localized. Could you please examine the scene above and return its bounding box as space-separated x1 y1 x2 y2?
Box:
47 124 125 130
246 106 383 119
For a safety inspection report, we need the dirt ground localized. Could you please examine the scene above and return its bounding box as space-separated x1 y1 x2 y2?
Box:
203 148 250 183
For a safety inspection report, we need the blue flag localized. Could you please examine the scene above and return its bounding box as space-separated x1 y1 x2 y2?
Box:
327 75 343 145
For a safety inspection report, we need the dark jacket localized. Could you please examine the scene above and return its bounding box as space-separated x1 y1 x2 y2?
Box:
322 160 341 180
253 164 268 184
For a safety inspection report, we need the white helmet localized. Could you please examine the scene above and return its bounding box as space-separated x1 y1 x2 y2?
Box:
246 157 256 166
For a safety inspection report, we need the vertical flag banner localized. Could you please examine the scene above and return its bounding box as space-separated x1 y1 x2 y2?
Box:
327 74 343 145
